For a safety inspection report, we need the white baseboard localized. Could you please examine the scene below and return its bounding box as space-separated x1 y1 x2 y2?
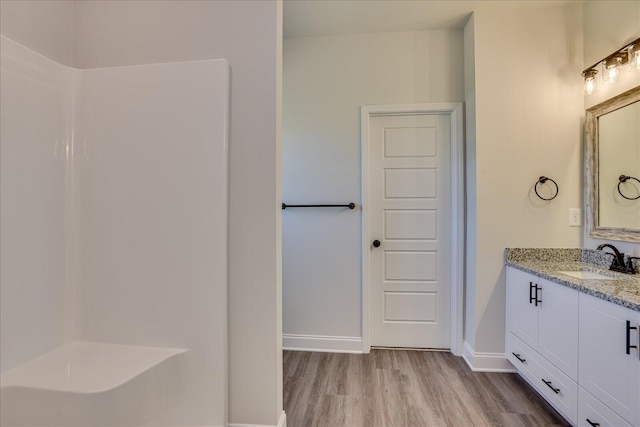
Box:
228 410 286 427
283 334 363 353
462 341 516 372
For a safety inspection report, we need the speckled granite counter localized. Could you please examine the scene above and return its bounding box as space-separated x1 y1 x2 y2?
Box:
505 248 640 312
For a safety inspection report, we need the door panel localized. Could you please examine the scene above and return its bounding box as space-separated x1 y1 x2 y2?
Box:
384 210 437 240
370 113 451 348
384 292 437 322
384 169 437 198
383 127 437 157
384 251 437 281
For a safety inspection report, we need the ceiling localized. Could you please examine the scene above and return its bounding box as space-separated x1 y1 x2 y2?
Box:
283 0 581 39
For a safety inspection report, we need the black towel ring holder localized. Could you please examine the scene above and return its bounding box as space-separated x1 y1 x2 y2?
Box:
534 176 558 201
617 175 640 200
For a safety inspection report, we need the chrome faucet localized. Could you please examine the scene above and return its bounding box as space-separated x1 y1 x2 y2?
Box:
597 243 631 273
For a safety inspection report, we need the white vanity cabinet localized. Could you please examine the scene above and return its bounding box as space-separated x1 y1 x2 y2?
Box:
507 266 640 427
506 267 580 423
578 293 640 427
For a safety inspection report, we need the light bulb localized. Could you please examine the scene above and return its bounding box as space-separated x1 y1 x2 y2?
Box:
582 69 598 95
630 45 640 71
603 57 622 84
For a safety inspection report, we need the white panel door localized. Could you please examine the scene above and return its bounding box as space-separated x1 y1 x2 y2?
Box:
369 114 451 348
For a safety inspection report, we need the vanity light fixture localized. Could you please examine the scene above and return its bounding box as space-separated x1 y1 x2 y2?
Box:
582 36 640 93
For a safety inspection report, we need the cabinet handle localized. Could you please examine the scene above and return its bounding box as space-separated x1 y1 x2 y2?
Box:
512 352 526 363
586 419 600 427
529 282 535 304
626 320 638 355
529 282 541 306
542 379 560 394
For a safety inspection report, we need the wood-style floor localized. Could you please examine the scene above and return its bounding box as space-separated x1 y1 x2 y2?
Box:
283 349 569 427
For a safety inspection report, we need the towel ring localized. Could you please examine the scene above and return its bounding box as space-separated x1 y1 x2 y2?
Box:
534 176 558 201
618 175 640 200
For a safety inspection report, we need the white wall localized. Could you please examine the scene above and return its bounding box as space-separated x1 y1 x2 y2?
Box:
0 36 72 374
583 1 640 69
467 2 584 356
0 0 76 374
282 30 464 347
583 0 640 256
0 0 75 67
73 59 229 425
71 2 282 425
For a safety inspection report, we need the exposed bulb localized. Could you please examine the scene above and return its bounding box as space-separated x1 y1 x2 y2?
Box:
584 77 596 95
603 57 621 84
630 45 640 71
583 70 598 95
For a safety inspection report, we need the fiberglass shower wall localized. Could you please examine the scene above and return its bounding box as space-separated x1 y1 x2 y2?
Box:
0 35 229 425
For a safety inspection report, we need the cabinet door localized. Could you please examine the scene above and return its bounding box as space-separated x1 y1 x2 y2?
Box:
579 293 640 426
507 268 539 348
632 308 640 427
538 278 579 381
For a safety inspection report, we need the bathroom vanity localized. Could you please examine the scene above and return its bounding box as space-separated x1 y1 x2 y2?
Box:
505 248 640 427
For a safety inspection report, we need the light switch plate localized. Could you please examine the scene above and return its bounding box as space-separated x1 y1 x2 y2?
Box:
569 208 582 226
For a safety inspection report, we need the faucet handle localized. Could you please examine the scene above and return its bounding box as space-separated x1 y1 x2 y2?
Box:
608 252 625 267
626 256 639 274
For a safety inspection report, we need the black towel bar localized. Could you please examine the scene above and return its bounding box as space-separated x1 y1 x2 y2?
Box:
282 203 356 210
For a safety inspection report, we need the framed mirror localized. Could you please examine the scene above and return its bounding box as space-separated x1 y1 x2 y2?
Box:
586 85 640 242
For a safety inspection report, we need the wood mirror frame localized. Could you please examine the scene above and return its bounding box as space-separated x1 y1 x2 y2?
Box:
585 85 640 242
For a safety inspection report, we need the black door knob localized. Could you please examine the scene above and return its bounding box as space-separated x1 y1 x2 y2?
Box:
372 240 381 248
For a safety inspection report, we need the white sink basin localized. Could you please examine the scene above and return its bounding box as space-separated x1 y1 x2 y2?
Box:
557 270 619 280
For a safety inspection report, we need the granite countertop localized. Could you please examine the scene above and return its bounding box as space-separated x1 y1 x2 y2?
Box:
505 248 640 312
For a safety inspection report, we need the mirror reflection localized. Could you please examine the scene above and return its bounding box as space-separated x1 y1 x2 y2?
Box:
598 100 640 229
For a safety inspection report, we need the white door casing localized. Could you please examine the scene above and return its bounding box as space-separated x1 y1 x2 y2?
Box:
361 103 464 354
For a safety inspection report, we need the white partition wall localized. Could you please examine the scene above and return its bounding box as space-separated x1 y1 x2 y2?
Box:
1 36 229 426
74 59 229 424
0 36 72 374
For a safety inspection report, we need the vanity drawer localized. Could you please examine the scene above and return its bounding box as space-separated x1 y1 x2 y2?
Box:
506 332 538 382
578 386 631 427
535 348 578 425
508 332 576 424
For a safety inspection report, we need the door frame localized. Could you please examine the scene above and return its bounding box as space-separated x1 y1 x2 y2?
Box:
361 103 464 356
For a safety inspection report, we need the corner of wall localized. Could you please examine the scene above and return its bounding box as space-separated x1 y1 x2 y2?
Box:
463 12 477 350
462 341 516 373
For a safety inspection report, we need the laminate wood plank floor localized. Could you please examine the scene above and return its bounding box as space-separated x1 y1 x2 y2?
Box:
284 349 569 427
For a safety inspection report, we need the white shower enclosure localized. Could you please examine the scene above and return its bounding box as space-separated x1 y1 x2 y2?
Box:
0 35 229 426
